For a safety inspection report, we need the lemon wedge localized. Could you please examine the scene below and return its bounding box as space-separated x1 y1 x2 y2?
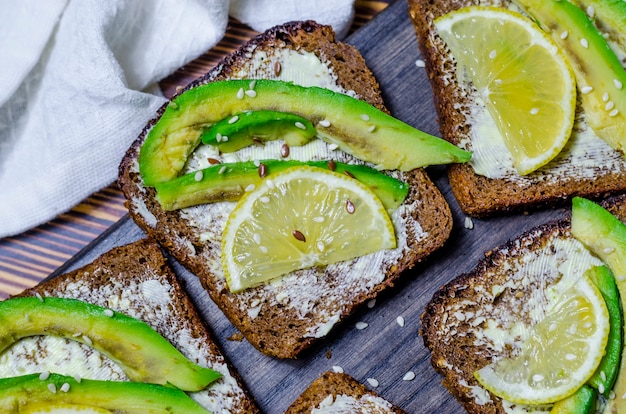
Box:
474 273 609 405
435 6 577 175
221 166 396 292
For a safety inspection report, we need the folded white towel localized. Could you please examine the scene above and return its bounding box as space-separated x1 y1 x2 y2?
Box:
0 0 355 238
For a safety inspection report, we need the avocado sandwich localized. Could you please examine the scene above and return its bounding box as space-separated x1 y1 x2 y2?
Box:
118 20 469 358
420 193 626 413
0 238 259 413
408 0 626 217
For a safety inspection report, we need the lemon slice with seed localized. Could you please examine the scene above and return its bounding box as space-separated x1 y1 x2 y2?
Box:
435 6 577 175
222 166 396 292
474 273 610 405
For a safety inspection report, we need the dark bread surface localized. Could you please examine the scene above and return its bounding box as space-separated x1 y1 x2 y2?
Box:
285 371 406 413
408 0 626 217
420 193 626 413
119 21 454 358
15 239 259 413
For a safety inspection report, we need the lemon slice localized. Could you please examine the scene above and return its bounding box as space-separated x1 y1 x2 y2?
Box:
435 6 577 175
474 273 610 405
222 166 396 292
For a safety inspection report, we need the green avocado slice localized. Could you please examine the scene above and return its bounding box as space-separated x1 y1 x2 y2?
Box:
154 160 409 213
139 79 471 186
513 0 626 155
571 197 626 413
0 297 221 392
0 373 209 414
200 110 317 152
569 0 626 56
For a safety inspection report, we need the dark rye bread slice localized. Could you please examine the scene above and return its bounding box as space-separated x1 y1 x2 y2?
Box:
6 239 259 413
420 194 626 413
408 0 626 217
118 21 453 358
285 371 406 413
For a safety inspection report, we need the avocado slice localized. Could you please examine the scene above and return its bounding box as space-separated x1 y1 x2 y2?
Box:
0 373 208 413
569 0 626 56
139 79 471 186
200 110 316 152
586 265 622 396
550 384 596 414
154 160 409 213
513 0 626 154
0 297 220 392
570 197 626 413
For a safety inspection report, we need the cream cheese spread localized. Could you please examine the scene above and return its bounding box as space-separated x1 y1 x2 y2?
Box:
311 393 396 413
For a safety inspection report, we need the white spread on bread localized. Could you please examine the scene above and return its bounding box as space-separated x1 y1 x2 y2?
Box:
311 393 396 413
131 48 427 337
0 277 246 413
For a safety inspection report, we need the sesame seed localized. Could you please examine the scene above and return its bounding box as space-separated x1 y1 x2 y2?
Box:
367 299 376 308
396 316 405 327
489 50 497 59
74 375 82 383
346 199 356 214
327 159 336 171
366 378 379 388
216 133 223 142
208 157 221 165
245 184 256 192
175 85 184 93
258 163 267 178
606 101 615 111
328 143 339 151
253 233 262 244
464 216 474 229
245 89 257 98
367 125 376 132
82 335 93 346
332 365 344 374
313 216 324 223
228 116 239 124
600 383 605 394
609 109 619 117
253 159 261 167
603 92 610 102
581 86 593 94
530 107 539 115
260 196 270 203
560 30 568 40
249 80 257 90
614 79 623 90
39 371 50 381
259 246 268 254
318 119 331 127
294 121 306 130
48 383 57 393
292 230 306 242
565 353 576 360
360 114 370 121
587 5 595 17
356 321 368 330
280 143 290 158
35 292 44 302
104 309 114 317
236 88 245 99
218 165 227 175
403 371 416 381
415 59 425 67
580 38 589 48
222 135 229 142
194 171 203 182
274 61 282 76
61 383 71 393
601 371 607 381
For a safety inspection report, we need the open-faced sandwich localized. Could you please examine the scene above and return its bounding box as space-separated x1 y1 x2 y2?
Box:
118 20 471 358
409 0 626 216
0 239 259 413
421 194 626 413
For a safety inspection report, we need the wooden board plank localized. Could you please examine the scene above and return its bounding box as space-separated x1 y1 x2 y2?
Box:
47 1 570 412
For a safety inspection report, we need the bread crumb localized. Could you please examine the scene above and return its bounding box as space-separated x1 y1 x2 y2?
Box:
227 332 244 342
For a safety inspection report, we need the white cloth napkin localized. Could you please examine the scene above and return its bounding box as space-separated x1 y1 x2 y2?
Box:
0 0 355 238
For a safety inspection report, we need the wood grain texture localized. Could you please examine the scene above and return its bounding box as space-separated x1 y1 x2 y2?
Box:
0 1 388 299
39 1 574 413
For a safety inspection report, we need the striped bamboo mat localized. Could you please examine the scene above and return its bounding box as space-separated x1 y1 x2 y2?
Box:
0 1 390 298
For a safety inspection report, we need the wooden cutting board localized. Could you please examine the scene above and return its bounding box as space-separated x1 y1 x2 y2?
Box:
49 1 569 412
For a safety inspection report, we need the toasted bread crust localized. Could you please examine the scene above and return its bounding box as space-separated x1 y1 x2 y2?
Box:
285 371 406 413
118 21 453 358
15 239 260 413
408 0 626 217
420 194 626 413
